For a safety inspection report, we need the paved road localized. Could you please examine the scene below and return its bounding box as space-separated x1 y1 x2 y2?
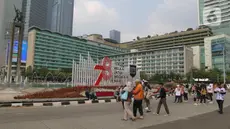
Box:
142 106 230 129
0 95 230 129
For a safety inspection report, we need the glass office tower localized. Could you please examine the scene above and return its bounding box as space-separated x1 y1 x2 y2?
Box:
198 0 230 35
205 34 230 71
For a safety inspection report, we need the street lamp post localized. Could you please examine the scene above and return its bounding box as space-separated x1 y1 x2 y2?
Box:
223 44 226 84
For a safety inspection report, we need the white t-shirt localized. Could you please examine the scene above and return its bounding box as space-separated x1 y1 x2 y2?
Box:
175 88 181 96
214 87 226 100
207 84 214 93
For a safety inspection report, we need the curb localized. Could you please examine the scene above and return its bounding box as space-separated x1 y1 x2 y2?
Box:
0 99 117 108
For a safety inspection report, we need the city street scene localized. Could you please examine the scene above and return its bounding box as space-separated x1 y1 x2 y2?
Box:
0 0 230 129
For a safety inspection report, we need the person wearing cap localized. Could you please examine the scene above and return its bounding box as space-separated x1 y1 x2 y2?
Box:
132 79 144 119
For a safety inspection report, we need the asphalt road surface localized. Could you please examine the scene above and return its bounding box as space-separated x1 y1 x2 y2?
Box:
142 106 230 129
0 95 230 129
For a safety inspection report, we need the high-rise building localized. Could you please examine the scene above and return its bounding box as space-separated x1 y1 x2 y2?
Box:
109 30 121 43
26 27 128 70
123 27 212 51
22 0 50 39
204 34 230 71
22 0 74 38
51 0 74 36
192 46 206 69
0 0 22 67
107 46 193 76
198 0 230 35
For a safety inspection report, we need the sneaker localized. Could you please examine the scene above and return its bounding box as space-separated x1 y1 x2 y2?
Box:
145 107 149 110
164 114 170 116
139 116 144 119
146 110 151 113
209 101 213 104
153 112 159 115
121 118 128 121
194 103 198 106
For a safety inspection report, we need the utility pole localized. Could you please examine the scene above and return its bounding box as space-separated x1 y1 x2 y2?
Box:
223 44 226 84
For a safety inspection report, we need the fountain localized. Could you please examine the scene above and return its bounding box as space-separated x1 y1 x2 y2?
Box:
64 75 72 87
44 72 54 88
24 77 28 85
32 72 38 83
44 72 54 82
4 76 7 84
54 72 66 83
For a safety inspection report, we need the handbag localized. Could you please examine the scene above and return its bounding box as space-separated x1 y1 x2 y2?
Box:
146 91 152 99
121 91 128 100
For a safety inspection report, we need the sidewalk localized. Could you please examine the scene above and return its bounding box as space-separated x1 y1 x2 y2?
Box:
22 95 230 129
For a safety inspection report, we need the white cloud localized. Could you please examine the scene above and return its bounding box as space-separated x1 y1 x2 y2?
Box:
147 0 198 35
72 0 119 37
72 0 198 42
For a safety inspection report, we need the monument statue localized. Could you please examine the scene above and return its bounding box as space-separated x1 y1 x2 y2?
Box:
13 5 24 23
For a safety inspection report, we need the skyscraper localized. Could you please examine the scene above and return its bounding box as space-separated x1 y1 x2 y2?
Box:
51 0 74 36
22 0 50 39
198 0 230 35
109 30 121 43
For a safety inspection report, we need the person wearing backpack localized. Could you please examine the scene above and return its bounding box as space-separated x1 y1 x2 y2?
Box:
121 82 136 121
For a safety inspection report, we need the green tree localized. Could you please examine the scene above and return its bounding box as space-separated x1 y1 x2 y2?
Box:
149 73 163 83
140 71 148 80
37 67 49 78
207 68 222 82
25 66 33 80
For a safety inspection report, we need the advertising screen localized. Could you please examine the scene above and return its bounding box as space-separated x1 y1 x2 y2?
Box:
212 44 223 52
6 40 28 64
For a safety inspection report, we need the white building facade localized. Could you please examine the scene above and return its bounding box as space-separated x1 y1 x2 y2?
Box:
107 46 193 76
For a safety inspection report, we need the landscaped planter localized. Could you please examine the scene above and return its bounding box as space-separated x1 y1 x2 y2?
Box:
14 86 119 99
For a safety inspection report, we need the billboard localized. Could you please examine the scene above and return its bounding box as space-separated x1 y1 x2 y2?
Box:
212 44 223 52
6 40 28 64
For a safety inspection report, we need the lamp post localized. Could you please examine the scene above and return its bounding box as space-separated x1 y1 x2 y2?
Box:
223 44 226 84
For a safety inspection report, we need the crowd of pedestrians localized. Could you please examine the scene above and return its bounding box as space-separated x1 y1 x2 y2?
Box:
118 80 227 121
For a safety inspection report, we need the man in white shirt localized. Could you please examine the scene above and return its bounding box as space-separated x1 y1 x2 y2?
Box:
214 83 226 114
207 83 214 103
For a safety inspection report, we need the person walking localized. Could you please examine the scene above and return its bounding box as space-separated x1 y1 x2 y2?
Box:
132 79 144 119
174 85 181 103
196 84 201 105
214 83 226 114
119 86 125 109
207 83 214 104
180 85 184 103
121 82 136 121
184 85 189 102
200 86 207 104
155 83 170 116
143 81 152 112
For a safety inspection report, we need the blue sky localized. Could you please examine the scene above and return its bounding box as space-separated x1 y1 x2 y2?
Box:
72 0 198 42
